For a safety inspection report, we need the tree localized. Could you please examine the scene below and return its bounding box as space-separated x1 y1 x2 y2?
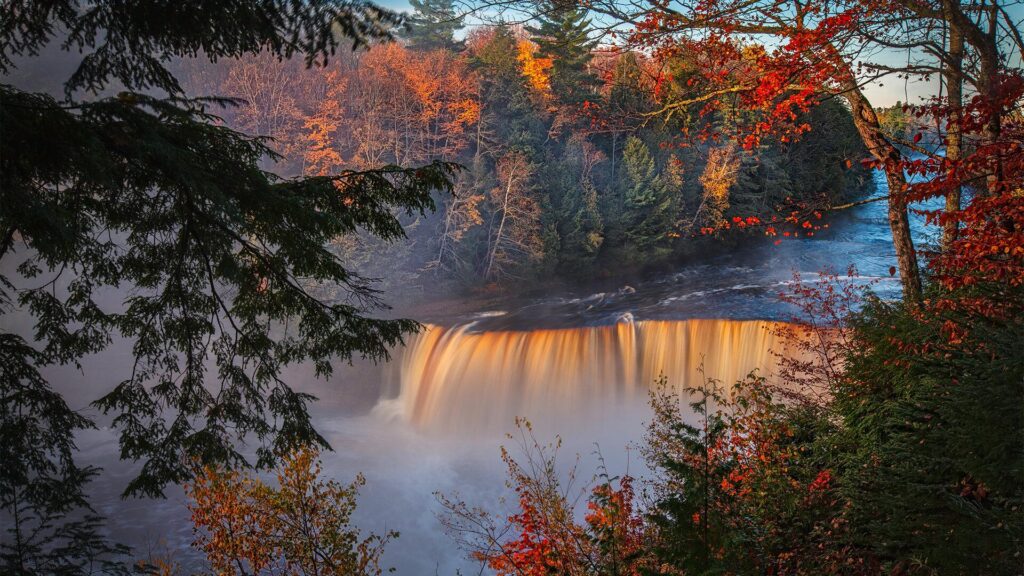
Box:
619 136 677 257
604 51 654 181
527 3 599 131
831 290 1023 574
438 420 653 576
0 344 132 573
218 52 305 171
404 0 465 52
484 151 543 281
695 144 740 233
1 2 455 571
302 71 347 176
187 448 395 576
574 0 904 300
549 136 605 272
585 0 1021 304
467 25 548 155
352 43 479 166
429 168 486 275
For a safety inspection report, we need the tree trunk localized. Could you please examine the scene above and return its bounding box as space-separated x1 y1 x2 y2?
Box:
978 5 1002 191
842 80 923 305
436 196 456 270
485 163 516 281
885 169 923 304
942 1 964 250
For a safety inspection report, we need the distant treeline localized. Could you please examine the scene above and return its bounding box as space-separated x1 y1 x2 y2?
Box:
178 0 873 291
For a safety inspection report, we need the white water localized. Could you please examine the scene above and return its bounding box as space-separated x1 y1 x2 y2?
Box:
4 166 938 573
377 319 801 434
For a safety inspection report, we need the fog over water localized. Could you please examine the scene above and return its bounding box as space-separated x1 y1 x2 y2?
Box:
3 168 942 574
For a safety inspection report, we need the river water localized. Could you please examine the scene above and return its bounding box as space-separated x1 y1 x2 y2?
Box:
27 169 943 574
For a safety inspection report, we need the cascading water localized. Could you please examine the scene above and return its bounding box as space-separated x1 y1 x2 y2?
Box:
377 318 805 433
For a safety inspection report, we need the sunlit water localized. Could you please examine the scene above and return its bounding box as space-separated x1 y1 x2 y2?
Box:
10 168 944 574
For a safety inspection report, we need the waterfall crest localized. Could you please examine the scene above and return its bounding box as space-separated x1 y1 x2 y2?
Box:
379 318 800 433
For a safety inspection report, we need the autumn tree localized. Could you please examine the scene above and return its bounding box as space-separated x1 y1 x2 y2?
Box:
590 0 1020 303
695 144 740 233
485 151 544 280
643 365 873 575
550 0 893 300
345 43 478 168
187 448 395 576
438 420 654 575
166 1 904 295
302 71 347 176
198 41 483 290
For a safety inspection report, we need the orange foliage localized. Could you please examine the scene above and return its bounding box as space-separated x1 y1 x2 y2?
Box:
186 448 394 576
354 43 480 165
303 71 346 176
516 39 553 96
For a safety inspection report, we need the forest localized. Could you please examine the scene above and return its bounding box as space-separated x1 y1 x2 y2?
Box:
175 6 871 291
1 0 1022 575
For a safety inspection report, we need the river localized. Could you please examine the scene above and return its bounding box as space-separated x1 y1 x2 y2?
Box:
31 168 943 574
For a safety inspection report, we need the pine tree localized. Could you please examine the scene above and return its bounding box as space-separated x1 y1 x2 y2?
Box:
469 25 546 154
608 52 650 118
619 136 677 256
527 4 599 110
552 138 605 271
564 180 604 265
404 0 464 52
604 52 653 183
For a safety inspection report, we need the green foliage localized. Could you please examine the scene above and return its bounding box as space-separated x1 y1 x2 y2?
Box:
832 289 1024 574
2 85 454 498
404 0 464 51
563 180 604 267
1 1 455 572
469 26 546 155
394 23 871 285
1 0 403 97
546 138 604 272
642 277 1023 575
876 102 911 141
0 336 132 575
527 3 598 109
607 52 652 119
785 100 870 204
618 136 677 257
644 375 733 575
644 373 845 575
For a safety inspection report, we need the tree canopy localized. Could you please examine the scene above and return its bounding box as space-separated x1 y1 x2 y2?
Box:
1 1 455 572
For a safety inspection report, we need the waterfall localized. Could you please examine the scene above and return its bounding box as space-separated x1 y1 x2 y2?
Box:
378 318 802 433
